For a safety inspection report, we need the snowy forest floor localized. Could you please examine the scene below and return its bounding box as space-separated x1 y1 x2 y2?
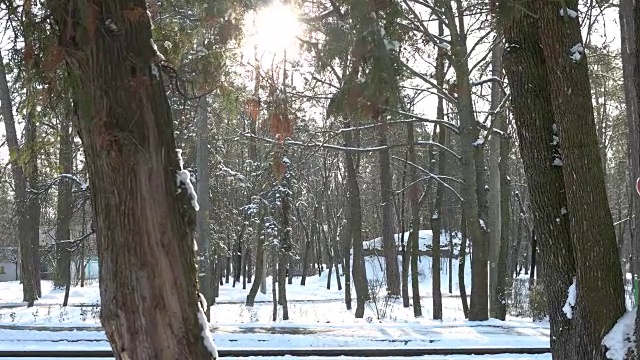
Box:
0 254 551 355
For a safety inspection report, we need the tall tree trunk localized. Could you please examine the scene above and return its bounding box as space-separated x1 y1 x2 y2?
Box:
620 0 640 281
630 0 640 353
51 1 217 355
297 205 312 286
0 51 39 306
246 215 265 306
501 2 578 356
24 110 41 299
458 209 469 318
278 187 290 320
534 2 626 358
342 214 352 310
55 114 74 289
407 124 421 317
196 96 213 306
399 157 410 308
494 131 510 321
377 121 400 297
430 126 444 320
443 1 489 319
488 40 504 317
343 120 367 318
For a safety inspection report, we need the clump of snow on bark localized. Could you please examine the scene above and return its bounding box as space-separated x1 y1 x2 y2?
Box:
150 64 159 79
479 219 486 231
552 158 563 166
570 43 584 62
176 149 200 211
197 294 218 358
603 308 636 360
104 18 118 32
562 277 577 319
436 42 450 50
561 207 568 215
164 41 173 49
176 149 184 169
384 39 400 51
559 8 578 18
147 10 154 29
472 138 484 147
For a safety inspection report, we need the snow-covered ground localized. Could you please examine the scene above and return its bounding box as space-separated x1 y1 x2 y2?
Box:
0 232 550 357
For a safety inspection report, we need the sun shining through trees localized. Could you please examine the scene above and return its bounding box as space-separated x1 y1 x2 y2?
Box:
241 1 303 69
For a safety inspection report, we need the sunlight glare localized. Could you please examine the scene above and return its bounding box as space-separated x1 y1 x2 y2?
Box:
242 1 302 68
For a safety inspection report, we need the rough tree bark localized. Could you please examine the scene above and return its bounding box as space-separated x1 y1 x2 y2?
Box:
501 0 598 357
534 1 626 357
49 0 218 356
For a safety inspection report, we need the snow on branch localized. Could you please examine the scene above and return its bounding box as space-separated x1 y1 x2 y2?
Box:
385 109 460 134
27 173 89 195
401 61 458 105
242 132 461 160
471 76 507 96
390 155 463 202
